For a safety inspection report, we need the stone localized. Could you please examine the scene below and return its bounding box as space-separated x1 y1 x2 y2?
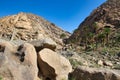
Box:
15 21 32 29
38 48 72 80
42 38 57 50
0 42 38 80
103 61 113 67
37 34 45 40
83 61 88 66
15 13 32 29
69 66 120 80
98 60 103 66
29 38 57 52
60 51 74 57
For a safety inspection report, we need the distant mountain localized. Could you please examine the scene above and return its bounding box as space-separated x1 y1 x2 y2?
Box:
69 0 120 45
0 12 70 46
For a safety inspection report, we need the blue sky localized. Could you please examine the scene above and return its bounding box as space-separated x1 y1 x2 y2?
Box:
0 0 106 32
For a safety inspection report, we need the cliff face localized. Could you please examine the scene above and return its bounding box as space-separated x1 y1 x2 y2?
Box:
0 12 70 46
69 0 120 44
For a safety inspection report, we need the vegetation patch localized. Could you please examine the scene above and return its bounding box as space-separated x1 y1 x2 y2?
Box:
60 33 66 39
69 58 83 67
0 76 2 80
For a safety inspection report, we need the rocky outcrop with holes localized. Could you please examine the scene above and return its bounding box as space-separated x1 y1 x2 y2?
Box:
0 41 38 80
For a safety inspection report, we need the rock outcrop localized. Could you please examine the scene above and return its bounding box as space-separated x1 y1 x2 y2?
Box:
38 48 72 80
69 66 120 80
0 41 38 80
29 38 57 52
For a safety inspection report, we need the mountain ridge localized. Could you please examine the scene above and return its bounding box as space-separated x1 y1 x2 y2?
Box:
69 0 120 45
0 12 70 48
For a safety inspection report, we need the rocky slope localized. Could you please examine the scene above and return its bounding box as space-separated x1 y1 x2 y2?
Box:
0 12 70 48
69 0 120 45
60 0 120 77
66 0 120 69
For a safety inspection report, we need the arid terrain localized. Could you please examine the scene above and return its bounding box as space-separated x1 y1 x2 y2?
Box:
0 0 120 80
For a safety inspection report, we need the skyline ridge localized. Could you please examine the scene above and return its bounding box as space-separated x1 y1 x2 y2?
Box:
0 0 106 32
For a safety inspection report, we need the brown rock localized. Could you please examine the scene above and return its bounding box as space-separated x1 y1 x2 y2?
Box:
98 60 104 66
42 38 57 50
29 38 57 52
15 21 32 29
38 48 72 80
103 61 113 67
0 41 38 80
69 66 120 80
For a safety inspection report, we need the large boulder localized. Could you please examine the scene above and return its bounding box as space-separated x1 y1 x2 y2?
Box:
15 21 32 29
0 42 38 80
29 38 57 52
69 66 120 80
42 38 57 50
15 13 32 29
38 48 72 80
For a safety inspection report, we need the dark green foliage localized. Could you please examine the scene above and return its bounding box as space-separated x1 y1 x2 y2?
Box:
69 77 75 80
0 76 2 80
116 34 120 42
92 22 98 33
69 58 83 67
50 23 55 26
60 33 66 39
97 33 106 43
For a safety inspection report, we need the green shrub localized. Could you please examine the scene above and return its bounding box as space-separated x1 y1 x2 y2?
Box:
60 33 66 39
51 23 55 26
69 77 75 80
0 76 2 80
69 58 83 67
114 64 120 69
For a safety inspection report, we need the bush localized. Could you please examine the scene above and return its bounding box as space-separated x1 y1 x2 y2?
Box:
51 23 55 26
0 76 2 80
69 58 83 67
69 77 75 80
60 33 66 39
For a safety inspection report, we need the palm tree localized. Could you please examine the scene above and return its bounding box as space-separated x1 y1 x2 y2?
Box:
92 22 99 33
88 32 94 43
88 32 96 50
82 26 89 49
103 27 111 46
97 33 106 46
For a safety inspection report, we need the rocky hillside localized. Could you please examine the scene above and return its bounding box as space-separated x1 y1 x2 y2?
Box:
62 0 120 78
0 12 70 47
69 0 120 45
